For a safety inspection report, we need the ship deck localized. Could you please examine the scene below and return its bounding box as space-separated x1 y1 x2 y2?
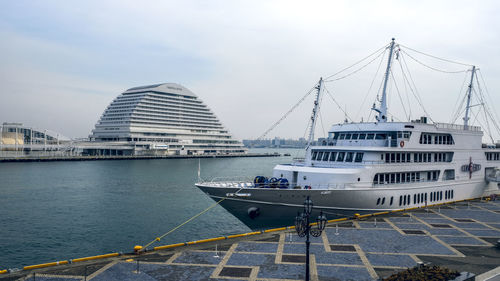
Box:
1 198 499 281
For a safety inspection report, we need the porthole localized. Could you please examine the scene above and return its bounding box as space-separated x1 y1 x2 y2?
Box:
303 176 307 180
357 177 360 182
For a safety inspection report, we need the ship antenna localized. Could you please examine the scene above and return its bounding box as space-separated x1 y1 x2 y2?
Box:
372 38 396 122
306 77 324 151
463 65 476 130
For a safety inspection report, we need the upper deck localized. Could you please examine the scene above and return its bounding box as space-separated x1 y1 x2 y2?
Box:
319 120 483 150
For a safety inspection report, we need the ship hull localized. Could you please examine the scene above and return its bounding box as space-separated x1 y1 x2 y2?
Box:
196 180 490 229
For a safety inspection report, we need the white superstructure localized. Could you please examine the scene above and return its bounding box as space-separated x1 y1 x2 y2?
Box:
89 83 246 156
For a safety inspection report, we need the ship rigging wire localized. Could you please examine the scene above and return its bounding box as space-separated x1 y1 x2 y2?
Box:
324 43 389 81
399 44 473 67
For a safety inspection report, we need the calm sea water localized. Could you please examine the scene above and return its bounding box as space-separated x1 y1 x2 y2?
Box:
0 148 304 269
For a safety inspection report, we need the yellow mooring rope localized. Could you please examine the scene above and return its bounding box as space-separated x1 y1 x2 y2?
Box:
141 187 243 251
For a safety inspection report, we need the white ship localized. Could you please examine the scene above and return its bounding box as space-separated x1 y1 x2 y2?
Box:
196 39 500 228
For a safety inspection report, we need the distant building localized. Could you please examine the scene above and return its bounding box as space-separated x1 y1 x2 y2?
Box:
243 137 307 148
86 83 246 156
0 122 73 156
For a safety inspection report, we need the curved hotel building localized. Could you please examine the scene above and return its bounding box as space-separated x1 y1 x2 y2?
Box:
88 83 246 156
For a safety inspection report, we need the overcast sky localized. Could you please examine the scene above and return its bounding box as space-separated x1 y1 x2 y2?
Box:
1 0 499 141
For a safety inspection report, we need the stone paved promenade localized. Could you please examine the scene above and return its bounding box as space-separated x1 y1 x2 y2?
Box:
1 199 499 281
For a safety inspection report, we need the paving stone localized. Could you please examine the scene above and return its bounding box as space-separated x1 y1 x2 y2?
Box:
426 228 463 235
436 236 487 245
234 242 278 253
316 265 372 281
325 228 455 255
358 222 391 229
365 253 417 267
257 263 304 279
454 218 475 223
439 209 500 223
226 253 275 266
219 267 251 278
282 254 306 263
462 229 500 237
430 223 453 228
330 245 356 252
394 223 428 229
402 229 426 235
450 222 490 229
173 251 224 265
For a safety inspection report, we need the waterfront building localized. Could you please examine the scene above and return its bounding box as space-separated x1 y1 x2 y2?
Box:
0 122 72 157
87 83 246 156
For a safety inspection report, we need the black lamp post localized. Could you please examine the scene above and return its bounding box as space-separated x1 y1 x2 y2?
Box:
295 196 327 281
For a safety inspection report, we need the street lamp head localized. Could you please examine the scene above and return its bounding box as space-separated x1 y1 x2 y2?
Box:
317 211 327 231
304 196 313 215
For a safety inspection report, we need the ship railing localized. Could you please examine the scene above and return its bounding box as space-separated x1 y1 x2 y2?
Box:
435 122 481 132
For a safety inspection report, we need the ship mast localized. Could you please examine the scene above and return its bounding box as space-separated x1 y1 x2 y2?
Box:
306 77 324 150
463 65 476 130
372 38 396 122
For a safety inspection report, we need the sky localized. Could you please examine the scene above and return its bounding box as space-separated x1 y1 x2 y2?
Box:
1 0 499 141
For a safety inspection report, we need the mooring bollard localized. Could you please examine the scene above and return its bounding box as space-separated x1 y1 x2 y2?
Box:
335 224 339 235
288 232 292 242
136 260 139 274
408 213 412 222
374 218 377 227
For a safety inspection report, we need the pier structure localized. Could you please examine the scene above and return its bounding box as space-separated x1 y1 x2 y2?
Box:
1 197 499 281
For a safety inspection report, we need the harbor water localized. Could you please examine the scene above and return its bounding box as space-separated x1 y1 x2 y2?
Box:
0 148 304 269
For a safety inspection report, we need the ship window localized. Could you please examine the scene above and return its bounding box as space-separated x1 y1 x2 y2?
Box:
403 195 407 205
413 194 416 204
312 151 318 160
407 195 411 205
339 134 345 140
351 134 359 140
451 190 454 198
374 174 379 184
359 133 366 139
317 151 323 161
444 169 455 180
390 174 395 183
390 196 394 206
396 153 401 163
367 134 375 140
376 133 387 140
323 152 330 161
345 152 354 162
440 191 443 200
399 195 402 206
377 198 380 205
337 152 345 162
345 134 352 140
329 152 337 161
425 193 427 202
354 153 364 162
391 153 395 162
385 153 390 163
381 197 385 205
